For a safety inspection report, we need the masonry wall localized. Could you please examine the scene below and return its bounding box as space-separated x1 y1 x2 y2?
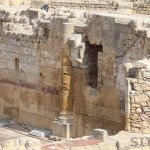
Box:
133 2 150 15
0 7 149 137
0 23 62 129
72 14 149 136
127 43 150 133
48 0 118 10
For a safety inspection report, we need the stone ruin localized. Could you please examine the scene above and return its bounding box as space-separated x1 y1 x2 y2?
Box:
0 0 150 145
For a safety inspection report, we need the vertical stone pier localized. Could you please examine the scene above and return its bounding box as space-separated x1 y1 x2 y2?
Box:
53 23 77 138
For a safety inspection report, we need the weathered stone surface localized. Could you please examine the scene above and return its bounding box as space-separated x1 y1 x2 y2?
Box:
98 140 117 150
91 129 108 141
69 34 82 49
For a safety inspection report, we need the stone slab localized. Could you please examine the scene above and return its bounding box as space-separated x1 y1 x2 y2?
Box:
53 119 77 138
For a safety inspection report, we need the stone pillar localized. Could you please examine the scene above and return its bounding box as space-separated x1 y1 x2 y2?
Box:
125 78 131 131
53 23 77 138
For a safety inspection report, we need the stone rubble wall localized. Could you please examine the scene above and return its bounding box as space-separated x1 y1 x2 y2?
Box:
133 2 150 15
48 0 118 10
128 59 150 133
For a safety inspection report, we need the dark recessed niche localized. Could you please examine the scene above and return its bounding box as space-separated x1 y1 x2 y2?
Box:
86 42 103 89
15 58 19 71
39 72 43 77
128 68 136 78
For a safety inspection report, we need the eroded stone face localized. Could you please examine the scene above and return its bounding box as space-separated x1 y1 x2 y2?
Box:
0 2 150 137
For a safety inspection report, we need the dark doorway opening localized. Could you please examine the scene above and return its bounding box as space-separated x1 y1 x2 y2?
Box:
86 42 103 89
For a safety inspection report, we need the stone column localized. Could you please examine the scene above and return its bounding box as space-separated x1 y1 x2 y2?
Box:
53 23 77 138
125 78 131 131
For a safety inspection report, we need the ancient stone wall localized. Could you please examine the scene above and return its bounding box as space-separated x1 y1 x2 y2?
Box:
127 59 150 133
133 2 150 15
48 0 118 10
0 8 63 130
0 5 150 137
76 14 149 136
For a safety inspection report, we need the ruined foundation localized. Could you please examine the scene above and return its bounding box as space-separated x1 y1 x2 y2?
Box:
0 0 150 144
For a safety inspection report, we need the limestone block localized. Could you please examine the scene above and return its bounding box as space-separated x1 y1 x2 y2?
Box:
98 140 117 150
22 47 32 55
144 71 150 79
134 60 148 69
61 122 77 138
53 119 77 138
116 9 135 15
115 17 133 25
74 24 88 33
69 34 82 49
69 57 83 67
20 63 30 73
73 101 86 115
100 88 119 109
115 137 130 150
46 60 61 69
52 120 61 136
10 108 19 119
40 50 49 58
0 43 6 51
0 59 7 69
19 111 51 129
102 107 121 123
27 8 39 20
27 89 37 105
91 129 108 141
70 48 80 58
86 103 101 117
19 55 27 63
8 60 15 70
28 56 36 64
30 65 39 75
30 130 46 138
63 23 74 33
